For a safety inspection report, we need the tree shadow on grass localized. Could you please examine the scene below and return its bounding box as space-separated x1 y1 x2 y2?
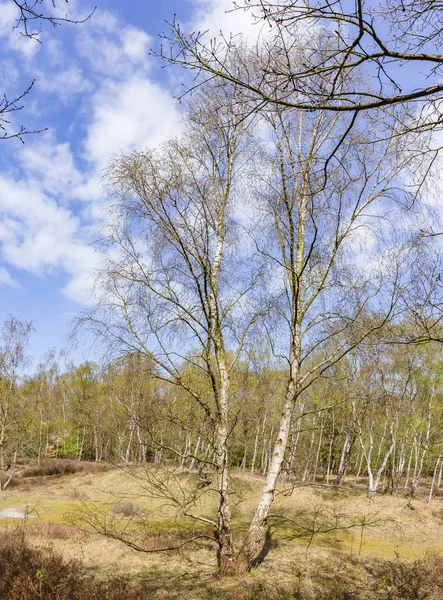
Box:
250 528 278 569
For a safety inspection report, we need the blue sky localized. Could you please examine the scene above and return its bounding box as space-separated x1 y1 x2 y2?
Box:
0 0 258 367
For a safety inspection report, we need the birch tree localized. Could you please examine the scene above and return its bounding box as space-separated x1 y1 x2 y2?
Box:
0 316 33 489
235 89 429 566
80 82 263 573
78 37 437 570
162 0 443 135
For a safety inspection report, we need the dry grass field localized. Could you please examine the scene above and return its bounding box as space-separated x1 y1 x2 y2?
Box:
1 461 443 599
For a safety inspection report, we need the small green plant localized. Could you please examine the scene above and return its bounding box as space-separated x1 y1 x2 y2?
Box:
36 568 43 599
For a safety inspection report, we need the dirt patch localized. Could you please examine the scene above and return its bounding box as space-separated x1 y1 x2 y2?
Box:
0 507 35 519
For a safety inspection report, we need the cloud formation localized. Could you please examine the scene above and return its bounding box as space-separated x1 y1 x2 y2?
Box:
0 5 183 304
0 0 259 307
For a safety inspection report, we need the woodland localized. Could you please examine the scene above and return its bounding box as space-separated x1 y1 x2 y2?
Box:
3 0 443 598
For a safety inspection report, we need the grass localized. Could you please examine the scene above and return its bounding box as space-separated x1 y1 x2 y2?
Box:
1 460 443 597
1 527 443 599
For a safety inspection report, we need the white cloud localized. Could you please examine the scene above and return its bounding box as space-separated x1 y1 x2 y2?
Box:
0 266 19 288
84 76 180 168
190 0 264 40
0 173 100 302
75 12 152 78
0 59 19 91
0 177 78 271
44 38 65 67
0 6 182 305
121 27 151 62
0 1 18 29
60 244 100 303
73 173 104 204
37 67 92 102
0 1 40 60
18 134 84 198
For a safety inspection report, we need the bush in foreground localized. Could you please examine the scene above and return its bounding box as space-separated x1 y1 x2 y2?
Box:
1 529 443 600
0 531 134 600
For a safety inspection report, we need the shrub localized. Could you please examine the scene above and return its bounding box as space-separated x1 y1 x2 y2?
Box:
22 460 83 478
0 531 85 600
56 437 79 460
2 524 443 600
112 502 147 518
21 459 110 479
373 554 443 600
0 531 146 600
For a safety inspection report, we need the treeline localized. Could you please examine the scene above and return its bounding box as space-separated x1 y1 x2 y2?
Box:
1 316 442 499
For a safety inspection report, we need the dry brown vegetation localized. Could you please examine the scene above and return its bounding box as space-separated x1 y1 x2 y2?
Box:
1 462 443 598
20 459 111 479
0 459 111 491
1 527 443 599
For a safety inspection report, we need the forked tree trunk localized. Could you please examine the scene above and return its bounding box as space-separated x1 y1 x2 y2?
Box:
372 439 396 497
365 422 396 498
231 147 308 571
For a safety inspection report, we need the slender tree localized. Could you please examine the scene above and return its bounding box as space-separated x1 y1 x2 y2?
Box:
79 81 263 572
0 316 33 489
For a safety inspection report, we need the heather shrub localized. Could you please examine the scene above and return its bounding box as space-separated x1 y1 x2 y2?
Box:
21 459 110 479
0 531 85 600
372 554 443 600
1 525 443 600
0 530 142 600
